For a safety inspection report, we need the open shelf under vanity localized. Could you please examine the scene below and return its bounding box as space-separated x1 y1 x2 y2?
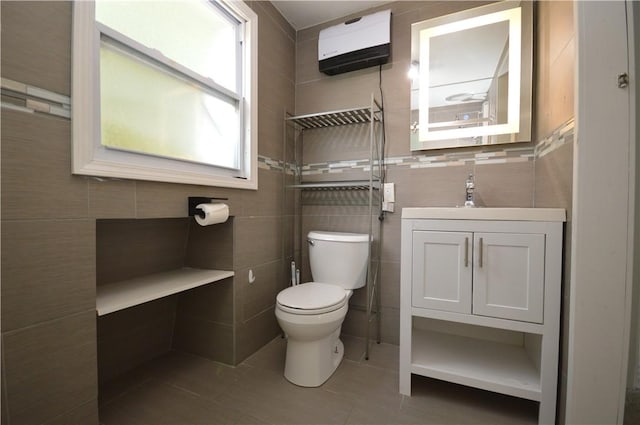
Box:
410 327 541 401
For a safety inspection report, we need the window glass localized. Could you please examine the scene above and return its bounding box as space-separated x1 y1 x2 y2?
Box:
96 0 238 92
99 41 241 169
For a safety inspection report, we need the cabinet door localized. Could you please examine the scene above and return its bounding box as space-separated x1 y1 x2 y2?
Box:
472 232 545 323
412 231 472 313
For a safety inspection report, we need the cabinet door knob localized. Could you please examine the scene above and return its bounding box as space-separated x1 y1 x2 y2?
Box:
479 237 484 268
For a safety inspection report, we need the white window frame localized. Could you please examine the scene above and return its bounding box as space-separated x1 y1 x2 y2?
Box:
72 0 258 190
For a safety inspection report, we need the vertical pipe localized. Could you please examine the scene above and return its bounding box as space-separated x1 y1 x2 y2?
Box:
282 109 289 273
376 101 383 345
295 121 302 280
365 94 374 360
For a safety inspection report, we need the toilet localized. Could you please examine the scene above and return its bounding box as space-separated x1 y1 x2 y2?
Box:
275 230 369 387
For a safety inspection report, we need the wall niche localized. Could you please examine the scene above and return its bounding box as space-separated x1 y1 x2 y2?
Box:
95 217 236 386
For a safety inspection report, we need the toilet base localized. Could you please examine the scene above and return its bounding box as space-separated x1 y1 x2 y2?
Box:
283 327 344 387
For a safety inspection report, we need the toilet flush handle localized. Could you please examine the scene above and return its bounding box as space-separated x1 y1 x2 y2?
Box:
307 239 315 246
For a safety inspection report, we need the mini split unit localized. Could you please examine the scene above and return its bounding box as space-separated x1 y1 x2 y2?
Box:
318 9 391 76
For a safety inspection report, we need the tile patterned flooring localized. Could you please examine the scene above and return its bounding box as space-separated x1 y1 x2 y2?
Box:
625 389 640 425
99 335 538 424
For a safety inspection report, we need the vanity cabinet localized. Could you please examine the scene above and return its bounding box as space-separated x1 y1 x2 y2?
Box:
412 230 544 323
400 208 565 425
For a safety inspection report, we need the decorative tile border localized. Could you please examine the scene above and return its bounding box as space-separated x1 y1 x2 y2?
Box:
286 120 575 177
535 119 575 159
1 77 71 119
301 159 372 176
258 155 284 171
391 146 535 170
2 78 574 172
295 146 535 177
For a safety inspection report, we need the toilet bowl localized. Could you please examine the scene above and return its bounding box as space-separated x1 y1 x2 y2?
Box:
275 283 350 387
275 231 368 387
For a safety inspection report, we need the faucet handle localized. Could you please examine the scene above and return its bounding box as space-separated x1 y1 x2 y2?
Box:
464 173 475 207
465 173 475 189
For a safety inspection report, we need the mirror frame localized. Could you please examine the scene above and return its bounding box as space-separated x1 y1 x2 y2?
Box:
410 1 533 151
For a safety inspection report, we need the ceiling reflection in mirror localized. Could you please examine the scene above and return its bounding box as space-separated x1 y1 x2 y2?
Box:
410 1 532 150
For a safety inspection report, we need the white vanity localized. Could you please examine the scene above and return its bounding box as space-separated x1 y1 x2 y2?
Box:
400 207 565 425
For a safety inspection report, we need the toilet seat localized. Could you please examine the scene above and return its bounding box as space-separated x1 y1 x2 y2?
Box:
277 282 347 315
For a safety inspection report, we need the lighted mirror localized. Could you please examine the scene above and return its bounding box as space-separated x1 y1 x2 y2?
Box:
410 1 532 150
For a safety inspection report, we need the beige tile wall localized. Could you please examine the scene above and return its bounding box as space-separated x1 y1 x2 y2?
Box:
1 1 295 423
95 214 275 373
2 311 97 425
173 278 235 365
535 0 575 140
97 297 178 384
294 1 540 345
534 3 575 423
293 0 574 348
1 104 98 424
0 1 71 95
1 0 575 419
185 220 235 270
95 218 189 383
172 310 235 365
174 219 237 364
96 219 190 285
1 218 96 332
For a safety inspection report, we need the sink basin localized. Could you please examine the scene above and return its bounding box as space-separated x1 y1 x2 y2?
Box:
401 207 566 222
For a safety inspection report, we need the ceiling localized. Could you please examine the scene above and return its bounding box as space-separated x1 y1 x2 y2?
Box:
271 1 390 30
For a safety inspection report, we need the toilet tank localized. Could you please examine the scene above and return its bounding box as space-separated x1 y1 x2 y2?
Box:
308 231 369 290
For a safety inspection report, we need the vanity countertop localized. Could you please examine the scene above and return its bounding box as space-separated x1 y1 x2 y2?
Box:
401 207 566 222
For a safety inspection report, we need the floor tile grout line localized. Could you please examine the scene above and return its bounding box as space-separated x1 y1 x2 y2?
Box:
98 375 154 409
98 334 537 425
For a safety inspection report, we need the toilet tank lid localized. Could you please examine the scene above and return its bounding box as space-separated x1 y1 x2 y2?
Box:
308 231 368 243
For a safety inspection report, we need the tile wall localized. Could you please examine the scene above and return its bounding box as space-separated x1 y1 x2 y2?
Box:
294 0 574 352
0 0 575 423
533 2 575 423
96 218 188 384
0 1 294 424
95 218 237 381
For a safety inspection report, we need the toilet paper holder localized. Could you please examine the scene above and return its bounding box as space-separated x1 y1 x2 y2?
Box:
188 196 228 218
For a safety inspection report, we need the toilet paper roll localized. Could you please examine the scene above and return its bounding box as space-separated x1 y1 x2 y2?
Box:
195 203 229 226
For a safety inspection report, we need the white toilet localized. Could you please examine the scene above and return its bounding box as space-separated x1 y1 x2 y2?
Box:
275 230 369 387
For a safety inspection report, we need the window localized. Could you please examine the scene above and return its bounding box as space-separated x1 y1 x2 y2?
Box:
72 0 258 189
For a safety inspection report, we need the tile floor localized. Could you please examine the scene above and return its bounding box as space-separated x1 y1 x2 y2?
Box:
99 335 538 424
625 389 640 425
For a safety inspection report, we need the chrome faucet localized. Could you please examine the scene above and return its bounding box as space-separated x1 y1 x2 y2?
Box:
464 173 475 207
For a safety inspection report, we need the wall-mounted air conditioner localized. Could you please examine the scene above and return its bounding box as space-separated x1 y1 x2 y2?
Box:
318 9 391 76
